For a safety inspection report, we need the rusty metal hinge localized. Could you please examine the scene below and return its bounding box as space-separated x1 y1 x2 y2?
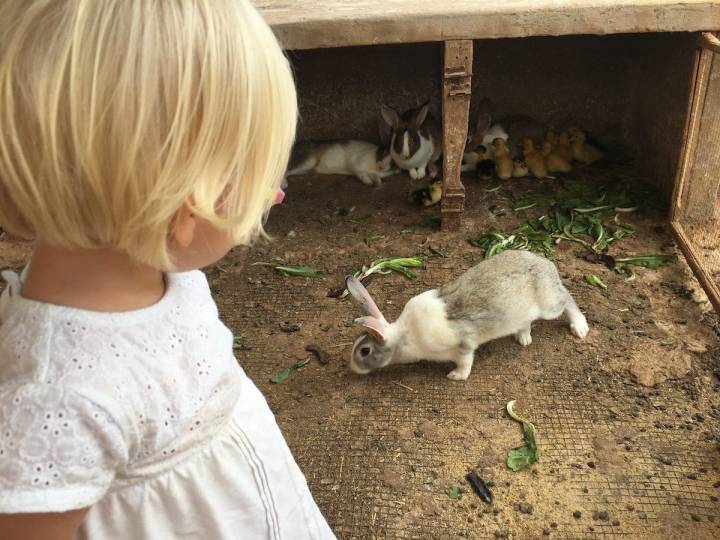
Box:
445 67 472 97
444 67 471 79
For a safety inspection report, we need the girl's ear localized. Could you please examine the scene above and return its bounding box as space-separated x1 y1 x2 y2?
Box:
171 203 197 248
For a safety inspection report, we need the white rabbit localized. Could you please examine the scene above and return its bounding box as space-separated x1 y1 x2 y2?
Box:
380 102 442 180
346 250 589 381
285 140 395 188
463 98 547 168
462 111 508 172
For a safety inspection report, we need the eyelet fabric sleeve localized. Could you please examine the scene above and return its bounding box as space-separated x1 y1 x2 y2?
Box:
0 383 128 513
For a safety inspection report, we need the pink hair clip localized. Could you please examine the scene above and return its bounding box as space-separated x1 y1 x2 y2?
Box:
268 188 285 206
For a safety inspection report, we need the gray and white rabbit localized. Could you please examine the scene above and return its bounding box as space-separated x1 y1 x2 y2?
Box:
380 102 442 180
346 250 589 381
285 140 395 188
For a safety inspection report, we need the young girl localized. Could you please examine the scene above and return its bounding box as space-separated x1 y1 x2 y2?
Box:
0 1 335 538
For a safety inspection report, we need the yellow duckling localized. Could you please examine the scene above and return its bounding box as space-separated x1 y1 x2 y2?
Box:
411 180 442 207
512 158 529 178
541 141 572 173
492 138 513 180
522 138 548 178
555 131 573 163
572 131 604 164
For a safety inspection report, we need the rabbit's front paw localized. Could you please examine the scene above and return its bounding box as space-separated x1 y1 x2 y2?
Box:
409 168 419 179
515 328 532 346
571 319 589 339
447 367 471 381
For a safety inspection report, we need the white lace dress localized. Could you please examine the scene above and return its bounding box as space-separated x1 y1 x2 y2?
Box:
0 269 336 539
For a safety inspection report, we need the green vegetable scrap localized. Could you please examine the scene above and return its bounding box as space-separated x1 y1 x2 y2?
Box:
471 223 555 260
274 265 324 278
506 400 540 472
616 253 677 268
365 234 385 246
446 486 462 500
270 358 310 384
338 256 424 299
585 273 607 289
354 256 424 280
232 336 246 350
613 253 677 281
471 180 674 283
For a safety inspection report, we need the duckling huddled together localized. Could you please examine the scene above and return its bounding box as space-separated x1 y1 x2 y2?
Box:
464 124 604 182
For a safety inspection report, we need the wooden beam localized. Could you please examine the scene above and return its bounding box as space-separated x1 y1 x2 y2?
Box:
256 1 720 51
441 40 472 231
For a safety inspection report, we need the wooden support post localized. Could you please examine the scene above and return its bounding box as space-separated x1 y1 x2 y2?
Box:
441 40 472 231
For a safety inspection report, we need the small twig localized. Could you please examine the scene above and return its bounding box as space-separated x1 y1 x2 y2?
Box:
391 380 416 392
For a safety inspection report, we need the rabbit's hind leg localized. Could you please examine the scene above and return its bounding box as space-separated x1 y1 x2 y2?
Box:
356 172 381 187
447 350 474 381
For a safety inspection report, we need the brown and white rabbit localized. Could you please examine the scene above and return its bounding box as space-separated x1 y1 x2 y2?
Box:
285 140 395 188
347 250 588 381
380 102 442 180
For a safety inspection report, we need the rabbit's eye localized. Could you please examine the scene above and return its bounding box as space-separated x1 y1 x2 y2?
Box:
360 347 371 357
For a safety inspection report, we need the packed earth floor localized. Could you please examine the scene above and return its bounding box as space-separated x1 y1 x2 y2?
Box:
2 160 720 539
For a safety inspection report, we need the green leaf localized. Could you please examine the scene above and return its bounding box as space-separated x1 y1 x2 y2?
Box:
270 358 310 384
340 256 424 298
615 253 677 268
401 228 415 234
365 234 385 246
274 265 324 278
615 264 636 282
446 486 462 500
513 202 537 212
360 256 424 280
506 400 540 472
429 246 447 258
317 217 331 226
585 273 607 289
233 336 245 350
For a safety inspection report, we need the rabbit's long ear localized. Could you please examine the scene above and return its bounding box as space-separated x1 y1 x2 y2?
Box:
475 112 491 137
354 316 388 342
411 102 430 129
378 112 393 146
380 104 401 130
346 275 387 323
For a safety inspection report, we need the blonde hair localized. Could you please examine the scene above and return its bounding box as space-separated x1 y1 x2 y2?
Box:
0 0 297 269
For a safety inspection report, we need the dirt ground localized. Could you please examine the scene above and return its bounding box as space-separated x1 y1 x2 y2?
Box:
2 161 720 539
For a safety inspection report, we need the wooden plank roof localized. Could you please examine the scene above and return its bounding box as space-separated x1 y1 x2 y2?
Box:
255 0 720 50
